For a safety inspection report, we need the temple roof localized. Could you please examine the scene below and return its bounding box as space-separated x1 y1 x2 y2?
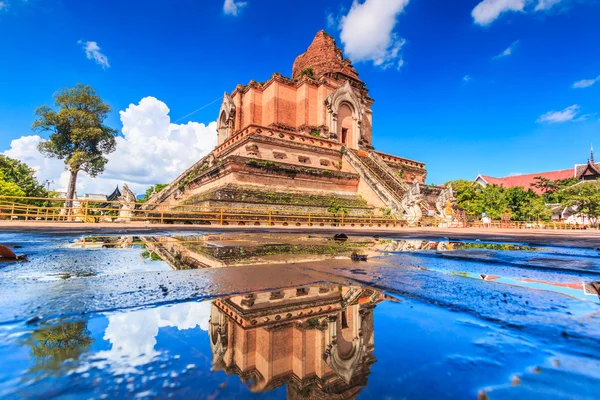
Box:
100 185 121 208
575 161 600 178
292 30 361 82
476 169 574 194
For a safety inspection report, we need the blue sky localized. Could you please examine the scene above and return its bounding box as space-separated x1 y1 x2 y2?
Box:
1 0 599 193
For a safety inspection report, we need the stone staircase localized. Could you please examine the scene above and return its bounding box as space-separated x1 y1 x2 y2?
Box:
344 148 421 219
367 152 409 192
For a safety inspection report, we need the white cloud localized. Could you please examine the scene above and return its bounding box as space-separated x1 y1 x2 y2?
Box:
494 40 520 59
472 0 525 26
326 12 337 28
463 75 472 83
96 302 211 374
0 2 7 11
223 0 247 16
3 97 218 196
572 76 600 89
339 0 410 70
537 104 582 124
472 0 567 25
78 40 110 69
4 135 67 188
534 0 563 11
574 112 596 122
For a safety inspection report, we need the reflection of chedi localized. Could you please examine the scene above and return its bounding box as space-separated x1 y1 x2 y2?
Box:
209 286 383 398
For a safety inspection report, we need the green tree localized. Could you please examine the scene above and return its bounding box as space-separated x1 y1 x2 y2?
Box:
0 171 25 197
143 183 168 202
449 180 554 221
445 179 480 214
532 176 557 194
505 186 538 220
520 195 553 221
562 181 600 225
542 177 581 203
25 321 94 373
33 84 117 209
476 184 510 219
0 155 47 198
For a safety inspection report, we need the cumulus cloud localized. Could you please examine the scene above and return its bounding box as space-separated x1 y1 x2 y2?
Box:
223 0 247 16
4 135 67 188
3 97 218 196
339 0 410 69
572 76 600 89
78 40 110 68
96 302 211 374
534 0 563 11
0 2 7 11
472 0 566 25
472 0 525 26
494 40 520 59
537 104 582 123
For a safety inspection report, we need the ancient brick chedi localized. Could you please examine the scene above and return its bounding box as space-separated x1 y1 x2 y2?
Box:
147 31 453 220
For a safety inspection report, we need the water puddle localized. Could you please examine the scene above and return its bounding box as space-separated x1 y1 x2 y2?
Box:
1 232 599 398
379 239 538 252
2 284 596 399
425 267 600 305
65 233 381 269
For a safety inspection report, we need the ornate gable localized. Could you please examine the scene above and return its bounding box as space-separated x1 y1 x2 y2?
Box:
577 161 600 180
217 92 237 144
325 80 364 119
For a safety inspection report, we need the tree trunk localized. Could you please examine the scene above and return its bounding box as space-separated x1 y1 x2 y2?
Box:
64 169 78 215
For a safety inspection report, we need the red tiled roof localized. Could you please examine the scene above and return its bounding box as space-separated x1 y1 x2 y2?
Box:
478 169 574 194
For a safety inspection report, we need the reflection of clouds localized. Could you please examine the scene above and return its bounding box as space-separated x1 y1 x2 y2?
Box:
96 302 211 374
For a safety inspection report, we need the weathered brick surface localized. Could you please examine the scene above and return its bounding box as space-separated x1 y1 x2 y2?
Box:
292 30 360 82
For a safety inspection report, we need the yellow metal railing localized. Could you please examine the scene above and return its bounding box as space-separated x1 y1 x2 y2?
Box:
469 220 594 230
0 195 406 228
1 196 593 230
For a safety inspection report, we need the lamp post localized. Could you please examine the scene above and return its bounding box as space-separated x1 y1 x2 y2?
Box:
44 180 54 197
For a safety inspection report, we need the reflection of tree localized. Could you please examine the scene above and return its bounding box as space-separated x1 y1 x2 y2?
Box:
25 321 94 372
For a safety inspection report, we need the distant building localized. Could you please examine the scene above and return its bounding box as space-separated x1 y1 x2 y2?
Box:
54 186 121 202
474 148 600 194
53 186 123 211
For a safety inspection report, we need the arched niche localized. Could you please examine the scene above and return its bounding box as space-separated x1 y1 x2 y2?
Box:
217 92 236 145
325 81 363 150
208 304 229 367
338 102 355 147
324 304 365 384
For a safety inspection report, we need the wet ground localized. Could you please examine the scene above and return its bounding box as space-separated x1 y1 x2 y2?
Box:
0 231 599 399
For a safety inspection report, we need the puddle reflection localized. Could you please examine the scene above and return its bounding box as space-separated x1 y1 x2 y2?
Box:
25 321 94 374
209 286 383 394
73 234 378 268
380 239 537 252
3 285 384 399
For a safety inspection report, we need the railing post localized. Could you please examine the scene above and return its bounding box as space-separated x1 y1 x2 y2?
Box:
369 214 372 227
160 204 165 224
11 203 15 221
341 213 345 227
268 210 272 226
308 212 311 226
220 207 224 225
